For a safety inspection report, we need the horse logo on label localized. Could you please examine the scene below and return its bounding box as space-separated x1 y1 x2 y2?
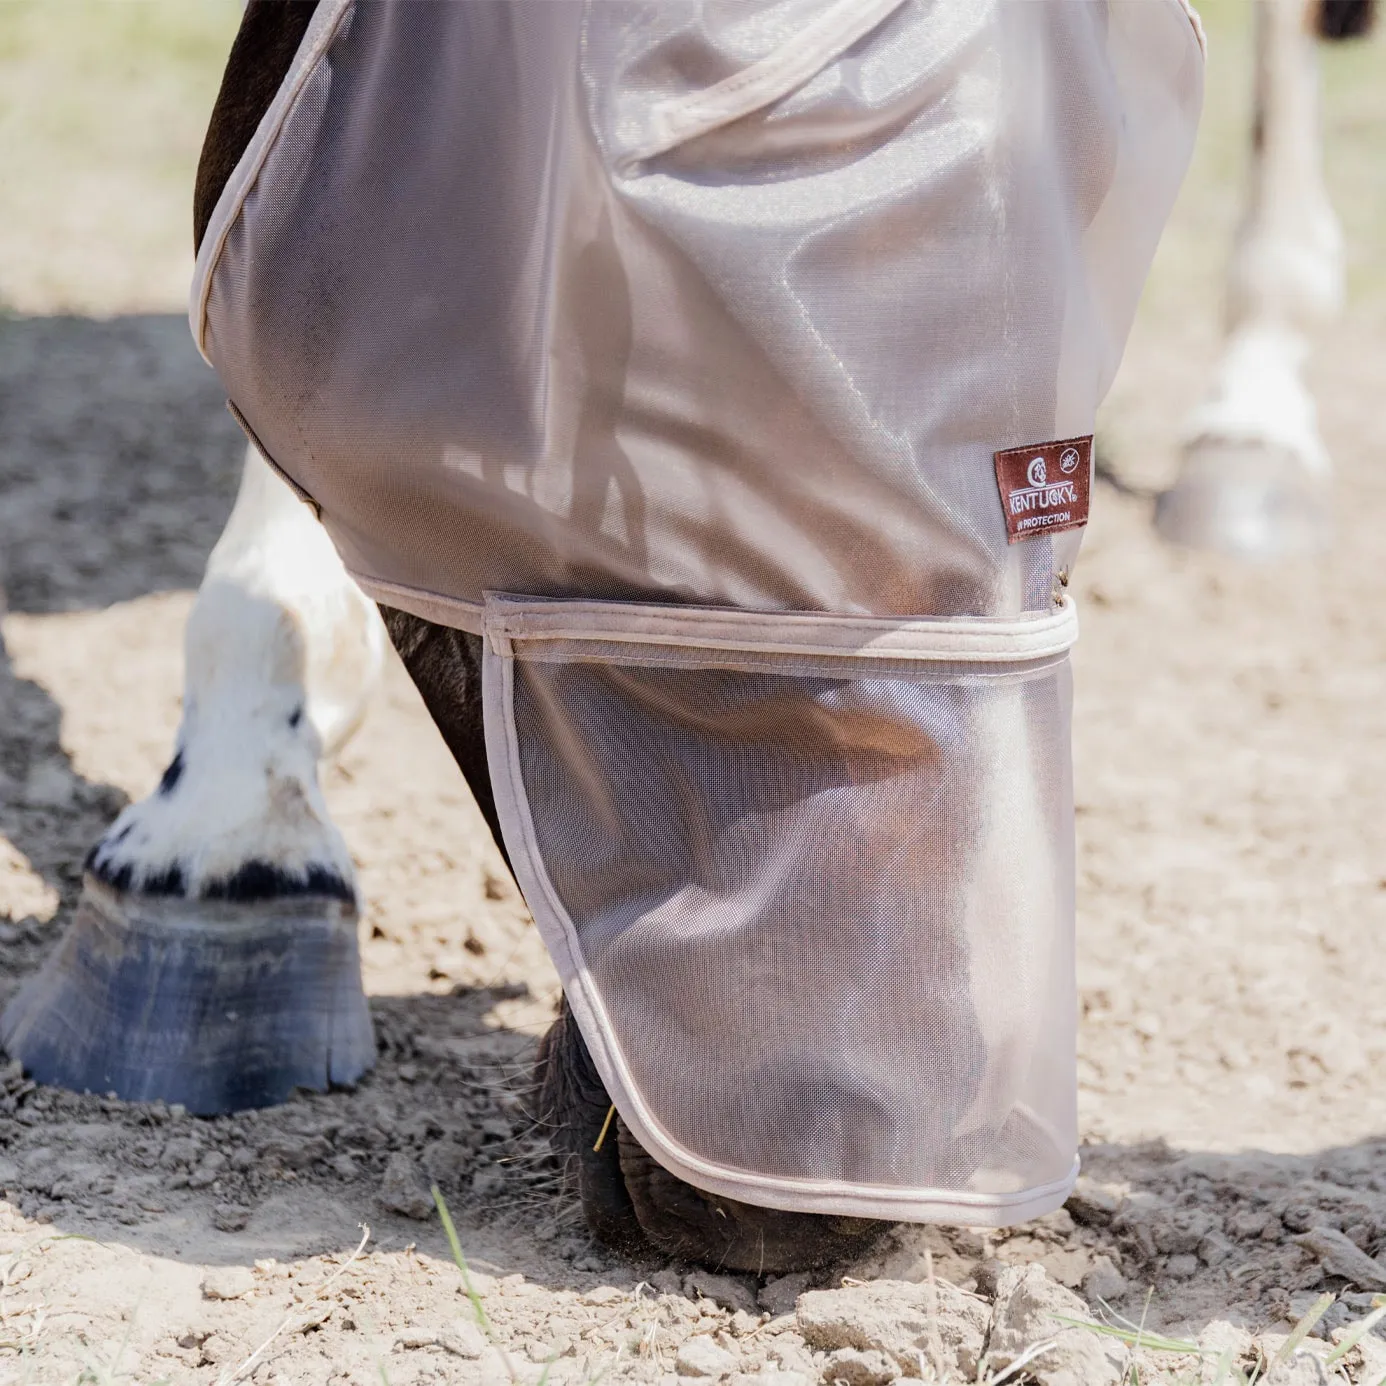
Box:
1027 456 1048 488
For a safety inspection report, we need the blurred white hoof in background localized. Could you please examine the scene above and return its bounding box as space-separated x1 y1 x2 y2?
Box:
1155 440 1331 559
1158 322 1332 560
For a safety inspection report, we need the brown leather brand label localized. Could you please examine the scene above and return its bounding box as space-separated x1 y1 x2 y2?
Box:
993 434 1093 544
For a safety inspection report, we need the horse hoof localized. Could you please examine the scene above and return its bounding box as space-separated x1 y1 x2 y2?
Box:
534 1004 887 1273
0 874 374 1114
614 1125 889 1273
1154 441 1332 559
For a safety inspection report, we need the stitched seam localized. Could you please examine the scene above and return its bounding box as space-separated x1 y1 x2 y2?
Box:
630 0 909 162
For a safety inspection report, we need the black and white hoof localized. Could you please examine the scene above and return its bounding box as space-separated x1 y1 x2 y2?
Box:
534 1003 888 1274
1 872 374 1115
1154 441 1332 560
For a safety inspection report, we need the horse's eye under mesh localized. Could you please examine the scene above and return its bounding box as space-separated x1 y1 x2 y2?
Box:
194 0 1203 1221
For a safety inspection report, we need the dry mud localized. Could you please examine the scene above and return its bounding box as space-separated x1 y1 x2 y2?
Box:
3 2 1386 1383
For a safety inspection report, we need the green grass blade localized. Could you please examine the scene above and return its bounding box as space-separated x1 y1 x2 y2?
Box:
1325 1303 1386 1366
1272 1292 1335 1370
431 1184 493 1338
1051 1315 1205 1356
1210 1345 1232 1385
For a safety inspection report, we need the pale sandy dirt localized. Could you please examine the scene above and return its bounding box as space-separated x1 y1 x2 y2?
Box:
2 3 1386 1384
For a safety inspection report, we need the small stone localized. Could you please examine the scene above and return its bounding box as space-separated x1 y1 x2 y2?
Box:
201 1266 256 1300
1036 1208 1076 1238
421 1137 473 1185
1198 1232 1234 1266
470 1167 505 1199
1067 1178 1123 1226
1333 1318 1386 1382
819 1348 897 1385
1281 1203 1317 1234
379 1153 435 1220
439 1319 489 1358
1251 1334 1328 1385
1164 1253 1200 1280
212 1203 250 1233
1293 1226 1386 1290
297 1302 334 1331
198 1333 235 1363
259 1136 331 1171
765 1341 814 1374
1038 1246 1098 1292
797 1279 987 1378
1231 1208 1272 1240
395 1330 437 1350
984 1263 1127 1386
759 1272 812 1317
1081 1257 1127 1304
330 1154 358 1180
160 1137 202 1170
583 1286 628 1306
188 1151 228 1189
675 1334 739 1379
1288 1292 1348 1339
1344 1221 1375 1250
1152 1208 1212 1255
971 1258 1006 1298
1198 1320 1253 1361
685 1270 759 1316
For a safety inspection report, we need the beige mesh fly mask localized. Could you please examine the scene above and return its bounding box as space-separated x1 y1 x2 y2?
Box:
192 0 1203 1222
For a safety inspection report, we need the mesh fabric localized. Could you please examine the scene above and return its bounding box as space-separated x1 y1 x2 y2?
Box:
194 0 1203 1219
483 598 1078 1216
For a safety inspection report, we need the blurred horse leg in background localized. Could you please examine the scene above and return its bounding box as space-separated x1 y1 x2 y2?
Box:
1156 0 1373 557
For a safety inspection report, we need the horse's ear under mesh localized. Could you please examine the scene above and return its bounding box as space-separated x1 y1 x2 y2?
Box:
194 0 1203 1221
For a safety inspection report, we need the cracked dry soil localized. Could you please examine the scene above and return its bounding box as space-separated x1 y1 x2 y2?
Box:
3 1 1386 1382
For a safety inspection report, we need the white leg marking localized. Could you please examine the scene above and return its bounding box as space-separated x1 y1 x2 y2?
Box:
1159 0 1340 555
89 444 387 900
1186 0 1339 469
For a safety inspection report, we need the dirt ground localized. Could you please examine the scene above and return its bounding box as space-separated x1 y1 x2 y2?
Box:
3 2 1386 1383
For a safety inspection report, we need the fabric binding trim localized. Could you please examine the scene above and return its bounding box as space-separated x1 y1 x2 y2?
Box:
188 0 355 363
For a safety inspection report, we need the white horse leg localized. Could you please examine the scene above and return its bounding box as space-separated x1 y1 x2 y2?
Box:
2 444 386 1112
1156 0 1341 557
